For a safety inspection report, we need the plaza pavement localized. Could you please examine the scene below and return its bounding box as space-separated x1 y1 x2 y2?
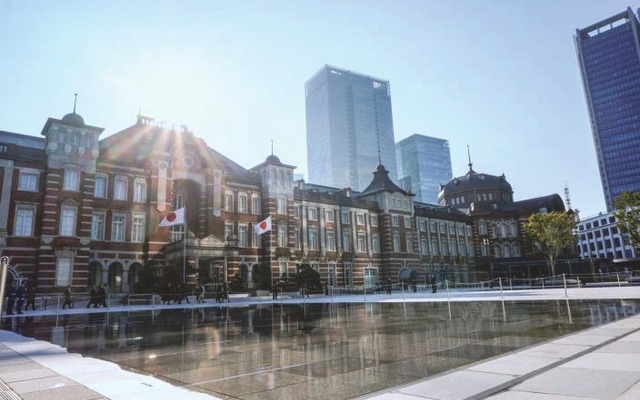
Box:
1 285 640 400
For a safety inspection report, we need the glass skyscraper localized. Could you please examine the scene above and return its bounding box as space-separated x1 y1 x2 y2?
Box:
396 134 452 204
575 8 640 211
305 65 397 191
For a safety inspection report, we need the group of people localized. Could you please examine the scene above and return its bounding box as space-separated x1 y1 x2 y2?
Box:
5 281 37 315
85 284 108 308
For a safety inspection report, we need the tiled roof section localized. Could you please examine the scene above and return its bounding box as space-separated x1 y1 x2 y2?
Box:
359 164 411 197
249 154 296 171
0 130 45 149
511 194 566 214
413 202 471 222
441 169 512 194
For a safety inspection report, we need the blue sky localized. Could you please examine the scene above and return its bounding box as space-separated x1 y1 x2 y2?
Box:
0 1 635 218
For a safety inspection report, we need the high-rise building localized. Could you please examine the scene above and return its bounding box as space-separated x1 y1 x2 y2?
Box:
305 65 397 191
575 8 640 211
396 134 452 203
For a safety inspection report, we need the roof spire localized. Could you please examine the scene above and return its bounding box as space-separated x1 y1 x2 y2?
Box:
271 139 274 156
467 145 475 173
73 93 78 114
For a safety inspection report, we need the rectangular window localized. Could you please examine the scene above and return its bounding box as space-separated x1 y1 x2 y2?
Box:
392 215 399 227
238 225 248 247
341 211 350 224
357 233 366 252
326 230 336 251
114 176 127 201
309 228 318 250
252 196 261 215
133 179 146 203
91 212 105 241
18 171 38 191
393 233 400 252
277 224 287 247
111 213 125 241
421 237 428 255
225 192 234 211
430 222 437 233
370 215 378 227
55 256 72 287
308 207 317 220
94 175 107 198
293 205 300 219
372 234 380 253
406 234 412 253
419 220 426 232
344 263 353 286
478 221 487 235
60 205 76 236
326 209 335 222
238 194 248 213
15 206 35 236
63 169 80 191
277 197 287 214
252 229 260 248
224 223 233 241
293 228 300 249
131 214 145 242
356 213 365 225
342 231 351 251
404 216 411 229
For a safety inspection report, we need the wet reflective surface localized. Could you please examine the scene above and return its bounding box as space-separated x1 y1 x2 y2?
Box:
4 299 640 400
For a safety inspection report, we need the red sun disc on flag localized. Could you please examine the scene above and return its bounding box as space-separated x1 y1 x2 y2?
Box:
260 221 267 229
166 212 177 222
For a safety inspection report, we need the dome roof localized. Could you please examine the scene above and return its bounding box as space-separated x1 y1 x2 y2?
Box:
441 169 512 195
265 154 281 165
61 112 85 126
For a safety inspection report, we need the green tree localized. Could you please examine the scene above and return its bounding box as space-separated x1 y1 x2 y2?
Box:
295 263 322 290
523 211 576 277
613 191 640 250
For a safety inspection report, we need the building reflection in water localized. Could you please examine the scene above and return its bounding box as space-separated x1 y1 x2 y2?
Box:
7 300 640 400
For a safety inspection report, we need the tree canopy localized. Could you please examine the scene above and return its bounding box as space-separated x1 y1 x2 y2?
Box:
523 211 576 276
613 191 640 250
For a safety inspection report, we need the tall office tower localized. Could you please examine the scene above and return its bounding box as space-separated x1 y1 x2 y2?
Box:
396 134 452 203
576 8 640 211
305 65 397 191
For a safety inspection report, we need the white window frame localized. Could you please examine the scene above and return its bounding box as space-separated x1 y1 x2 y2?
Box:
404 216 411 228
55 254 73 287
238 224 248 247
342 231 351 251
251 195 261 215
277 197 287 215
111 212 126 241
326 209 335 222
94 173 107 198
133 178 147 203
308 207 317 221
341 211 350 224
357 233 366 252
60 203 77 236
277 223 287 247
14 205 36 236
356 213 365 225
326 230 336 251
18 169 38 192
393 233 400 252
252 229 260 248
406 234 413 253
114 175 128 201
91 211 105 241
370 215 378 227
131 213 145 243
309 228 318 250
225 191 234 212
63 168 81 192
392 215 399 227
344 263 353 286
372 234 380 253
238 193 248 214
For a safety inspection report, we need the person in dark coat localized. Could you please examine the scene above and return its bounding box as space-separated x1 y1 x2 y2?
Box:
87 286 98 308
16 281 27 314
430 276 438 293
24 284 37 311
98 284 108 308
5 283 17 315
62 285 73 309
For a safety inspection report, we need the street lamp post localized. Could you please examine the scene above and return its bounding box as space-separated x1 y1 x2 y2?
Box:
0 256 8 319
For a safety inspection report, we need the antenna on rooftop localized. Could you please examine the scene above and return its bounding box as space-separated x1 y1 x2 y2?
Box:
73 93 78 114
271 139 274 156
564 183 572 211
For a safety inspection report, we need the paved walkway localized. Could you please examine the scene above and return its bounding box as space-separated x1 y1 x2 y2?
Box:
1 286 640 400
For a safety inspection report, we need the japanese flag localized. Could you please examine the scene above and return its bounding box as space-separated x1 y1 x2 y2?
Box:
254 216 272 235
159 207 185 227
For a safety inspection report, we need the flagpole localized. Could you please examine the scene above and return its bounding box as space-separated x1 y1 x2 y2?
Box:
270 221 273 290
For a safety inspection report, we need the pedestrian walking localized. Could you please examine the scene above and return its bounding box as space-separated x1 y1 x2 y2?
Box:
16 281 27 314
87 286 98 308
98 284 108 308
25 284 37 311
5 283 17 315
62 285 74 309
